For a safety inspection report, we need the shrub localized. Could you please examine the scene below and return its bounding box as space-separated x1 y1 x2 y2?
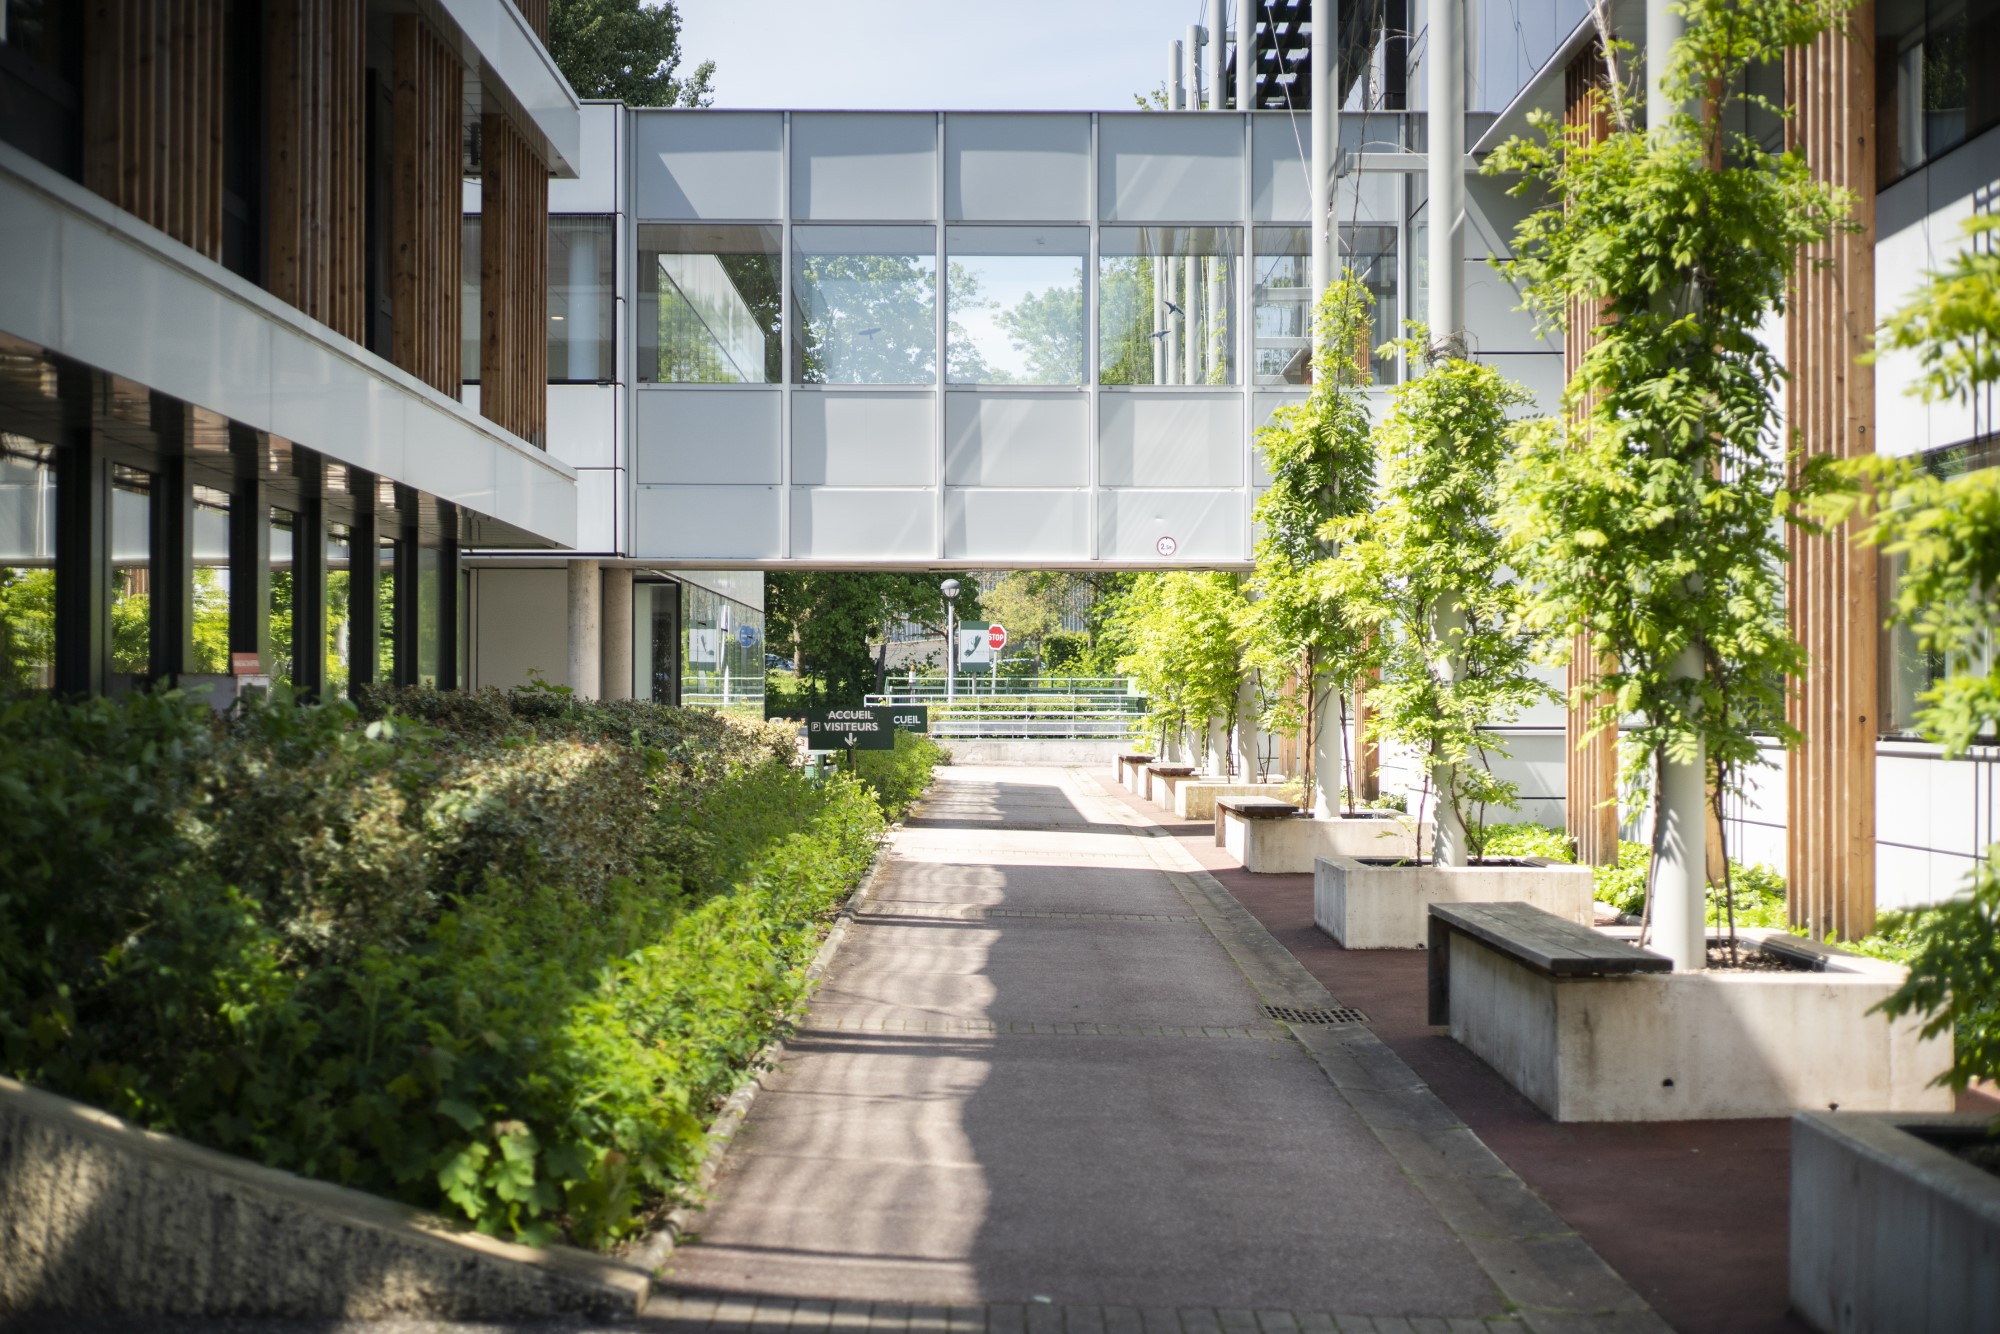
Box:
1473 821 1575 863
0 687 898 1247
850 729 949 822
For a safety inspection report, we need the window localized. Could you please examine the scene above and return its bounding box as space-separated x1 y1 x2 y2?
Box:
1252 227 1310 385
110 465 153 688
1344 224 1400 385
946 227 1087 385
0 434 56 691
1878 0 2000 184
461 217 482 385
1098 226 1239 386
326 522 352 696
633 578 680 704
269 508 294 689
191 486 231 674
550 217 615 382
680 582 763 717
1881 439 2000 734
639 223 782 384
793 226 937 385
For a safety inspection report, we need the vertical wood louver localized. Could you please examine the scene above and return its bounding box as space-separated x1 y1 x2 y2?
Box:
266 0 366 343
1562 45 1620 867
1785 10 1878 940
389 14 464 396
82 0 225 260
511 0 551 44
479 111 550 448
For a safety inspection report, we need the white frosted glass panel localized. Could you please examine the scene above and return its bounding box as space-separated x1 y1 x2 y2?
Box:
1480 354 1566 417
791 488 936 560
945 114 1090 221
1100 490 1246 562
1099 393 1243 487
636 390 781 484
791 113 937 221
635 485 780 559
944 392 1088 486
792 391 936 486
1250 393 1306 485
635 113 782 219
1465 261 1555 353
1098 115 1244 222
945 489 1088 561
547 383 617 469
1252 115 1308 221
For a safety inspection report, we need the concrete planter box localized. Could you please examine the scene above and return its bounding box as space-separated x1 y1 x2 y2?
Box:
1145 765 1198 808
1791 1111 2000 1332
1315 855 1594 949
1114 754 1153 791
1174 780 1286 821
1432 921 1954 1122
1220 808 1424 873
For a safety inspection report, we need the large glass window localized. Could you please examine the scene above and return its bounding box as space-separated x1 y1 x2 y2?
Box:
268 508 294 689
680 582 764 717
633 578 680 704
1878 0 2000 184
326 522 353 697
462 217 482 385
793 225 937 385
416 544 440 687
110 465 152 688
1881 440 1999 734
946 227 1086 385
1252 227 1310 385
0 434 56 692
1099 226 1239 386
1344 224 1400 385
191 486 230 673
378 535 397 682
639 223 782 384
550 216 615 382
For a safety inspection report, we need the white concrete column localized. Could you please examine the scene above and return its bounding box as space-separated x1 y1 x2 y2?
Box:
1653 647 1710 970
1205 1 1226 107
1427 0 1465 344
1234 673 1262 779
1647 0 1689 130
1431 597 1470 867
1311 682 1341 818
1236 0 1258 109
1187 25 1204 111
1207 716 1230 777
1169 38 1185 109
600 565 634 700
567 559 602 701
1310 0 1338 314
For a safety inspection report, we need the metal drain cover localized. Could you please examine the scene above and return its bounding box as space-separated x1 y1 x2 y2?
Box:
1263 1004 1368 1025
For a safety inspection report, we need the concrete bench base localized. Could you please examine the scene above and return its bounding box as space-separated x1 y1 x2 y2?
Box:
1435 928 1953 1121
1174 780 1285 821
1315 855 1594 949
1221 810 1424 873
1114 755 1154 791
1144 766 1199 808
1791 1111 2000 1333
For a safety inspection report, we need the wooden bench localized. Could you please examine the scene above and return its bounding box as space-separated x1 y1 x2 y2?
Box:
1213 794 1301 846
1427 901 1669 1025
1115 754 1154 789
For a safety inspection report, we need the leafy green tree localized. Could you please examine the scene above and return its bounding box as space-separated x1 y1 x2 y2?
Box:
765 572 981 708
549 0 713 107
1831 214 2000 1089
1243 277 1379 811
1488 0 1850 930
1331 334 1552 852
1113 572 1244 761
0 567 53 690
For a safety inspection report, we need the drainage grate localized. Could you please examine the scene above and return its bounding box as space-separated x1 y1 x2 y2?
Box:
1264 1004 1369 1025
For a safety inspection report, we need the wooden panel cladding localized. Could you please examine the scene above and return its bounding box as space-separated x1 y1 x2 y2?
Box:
1785 8 1878 940
1562 43 1620 866
82 0 225 260
266 0 365 342
512 0 550 44
389 15 464 396
479 111 550 448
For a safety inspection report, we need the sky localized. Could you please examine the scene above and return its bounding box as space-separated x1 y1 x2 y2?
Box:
674 0 1212 111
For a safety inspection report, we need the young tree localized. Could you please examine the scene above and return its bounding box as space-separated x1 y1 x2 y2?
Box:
1331 334 1552 859
1488 0 1850 965
1244 278 1379 815
550 0 713 107
1113 573 1244 764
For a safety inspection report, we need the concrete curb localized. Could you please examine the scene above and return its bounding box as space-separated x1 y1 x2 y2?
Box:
1067 768 1673 1334
0 1076 650 1320
621 812 905 1280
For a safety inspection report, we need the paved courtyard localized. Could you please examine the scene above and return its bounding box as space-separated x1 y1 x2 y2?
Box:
657 766 1665 1331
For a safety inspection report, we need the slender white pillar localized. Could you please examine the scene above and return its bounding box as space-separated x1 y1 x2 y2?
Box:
1169 38 1185 109
1206 1 1226 107
600 565 633 700
1312 682 1342 818
1153 259 1168 383
1310 0 1337 305
1431 598 1470 866
1236 0 1258 109
1207 716 1229 777
1647 0 1688 130
1184 252 1201 382
1234 673 1262 779
1187 25 1204 111
567 559 602 700
1427 0 1465 344
1652 650 1710 970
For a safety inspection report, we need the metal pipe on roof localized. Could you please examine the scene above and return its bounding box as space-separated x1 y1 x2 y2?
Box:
1310 0 1335 323
1206 0 1227 108
1187 25 1204 111
1426 0 1464 345
1169 38 1185 109
1236 0 1257 108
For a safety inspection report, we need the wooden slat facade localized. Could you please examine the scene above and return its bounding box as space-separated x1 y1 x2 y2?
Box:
83 0 225 260
390 15 464 396
512 0 550 44
479 110 550 448
266 0 366 343
1563 45 1621 866
1785 9 1878 940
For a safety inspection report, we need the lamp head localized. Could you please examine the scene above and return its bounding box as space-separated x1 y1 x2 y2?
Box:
940 578 961 600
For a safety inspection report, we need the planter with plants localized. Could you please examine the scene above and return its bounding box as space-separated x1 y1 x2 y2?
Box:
1786 213 2000 1332
1426 0 1954 1125
1317 852 1594 950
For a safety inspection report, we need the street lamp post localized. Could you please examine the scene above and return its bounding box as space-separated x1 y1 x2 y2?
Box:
941 579 960 702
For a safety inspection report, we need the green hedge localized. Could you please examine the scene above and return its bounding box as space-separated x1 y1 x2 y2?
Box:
0 686 934 1248
851 728 951 822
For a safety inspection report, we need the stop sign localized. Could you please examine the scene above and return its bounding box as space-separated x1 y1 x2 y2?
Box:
987 624 1007 650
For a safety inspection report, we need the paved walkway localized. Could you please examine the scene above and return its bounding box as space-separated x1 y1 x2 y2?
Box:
657 767 1665 1331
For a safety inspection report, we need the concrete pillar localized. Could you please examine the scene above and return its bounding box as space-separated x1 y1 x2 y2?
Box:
1646 0 1688 130
1653 648 1710 971
1427 0 1465 344
1310 0 1337 311
567 559 602 700
600 565 633 700
1234 674 1263 779
1207 716 1230 777
1431 598 1470 867
1311 682 1341 819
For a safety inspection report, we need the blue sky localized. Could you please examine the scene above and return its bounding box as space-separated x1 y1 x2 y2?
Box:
675 0 1207 110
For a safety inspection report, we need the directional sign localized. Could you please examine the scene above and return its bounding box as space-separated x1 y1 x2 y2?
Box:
884 706 928 733
805 707 896 751
737 624 759 649
987 624 1007 650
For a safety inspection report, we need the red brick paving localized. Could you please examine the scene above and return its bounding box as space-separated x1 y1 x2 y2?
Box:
1101 777 1998 1334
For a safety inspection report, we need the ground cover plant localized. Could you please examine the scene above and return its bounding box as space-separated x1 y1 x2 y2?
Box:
0 685 933 1247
